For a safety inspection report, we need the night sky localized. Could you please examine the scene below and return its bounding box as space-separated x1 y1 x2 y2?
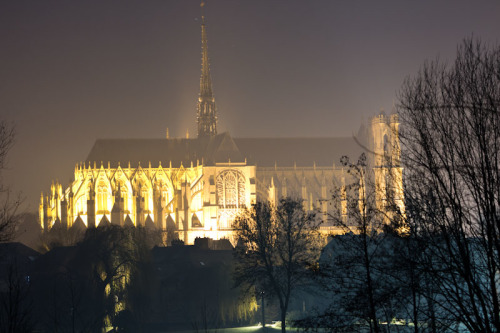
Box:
1 0 499 212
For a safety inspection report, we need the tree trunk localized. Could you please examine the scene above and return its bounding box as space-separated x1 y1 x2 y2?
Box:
363 233 380 333
281 308 287 333
261 292 265 329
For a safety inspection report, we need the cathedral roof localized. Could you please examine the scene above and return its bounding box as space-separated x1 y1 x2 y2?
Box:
85 132 244 168
233 136 366 167
85 132 366 168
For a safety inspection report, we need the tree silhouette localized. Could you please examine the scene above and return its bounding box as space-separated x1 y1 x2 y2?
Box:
233 197 322 333
0 120 21 242
398 37 500 332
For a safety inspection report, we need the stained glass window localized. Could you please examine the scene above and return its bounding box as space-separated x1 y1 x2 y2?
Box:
216 170 245 208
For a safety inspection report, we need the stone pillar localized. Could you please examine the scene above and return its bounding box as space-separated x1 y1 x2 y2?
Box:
136 194 143 226
301 175 307 209
87 188 96 228
61 199 68 229
268 177 276 206
68 190 74 228
321 173 327 223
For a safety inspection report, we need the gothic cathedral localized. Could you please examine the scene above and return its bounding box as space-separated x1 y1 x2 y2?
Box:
39 8 404 244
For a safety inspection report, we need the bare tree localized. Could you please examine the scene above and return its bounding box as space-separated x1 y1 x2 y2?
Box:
0 121 20 242
398 37 500 332
0 264 33 333
303 155 405 333
0 245 35 333
233 197 322 333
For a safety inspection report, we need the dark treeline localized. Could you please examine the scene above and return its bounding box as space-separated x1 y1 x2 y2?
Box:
0 226 257 333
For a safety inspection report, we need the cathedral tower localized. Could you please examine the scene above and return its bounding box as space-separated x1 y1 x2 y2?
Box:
371 112 405 221
39 1 406 243
197 1 217 138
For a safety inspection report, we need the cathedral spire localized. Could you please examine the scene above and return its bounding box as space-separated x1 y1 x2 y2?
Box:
197 0 217 138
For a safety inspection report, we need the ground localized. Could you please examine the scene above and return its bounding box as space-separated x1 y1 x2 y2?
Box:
166 323 306 333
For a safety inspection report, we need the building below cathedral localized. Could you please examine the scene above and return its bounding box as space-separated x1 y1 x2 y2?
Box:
39 7 404 245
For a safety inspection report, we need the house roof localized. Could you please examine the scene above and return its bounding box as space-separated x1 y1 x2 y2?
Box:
0 242 40 262
151 245 233 276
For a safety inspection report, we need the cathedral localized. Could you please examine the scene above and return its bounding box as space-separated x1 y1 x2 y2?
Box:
39 8 404 245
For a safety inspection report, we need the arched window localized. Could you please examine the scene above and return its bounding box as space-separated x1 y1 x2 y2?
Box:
384 133 391 156
191 192 202 212
76 195 86 215
140 184 150 213
96 182 109 213
216 170 246 208
120 185 129 213
192 213 202 228
161 184 169 207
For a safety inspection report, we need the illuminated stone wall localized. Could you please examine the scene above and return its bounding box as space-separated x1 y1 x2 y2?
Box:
40 161 256 245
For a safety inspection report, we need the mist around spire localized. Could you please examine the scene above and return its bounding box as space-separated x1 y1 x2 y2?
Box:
197 0 217 138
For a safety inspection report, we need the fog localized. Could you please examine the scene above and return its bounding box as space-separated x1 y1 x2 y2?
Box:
1 0 499 211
